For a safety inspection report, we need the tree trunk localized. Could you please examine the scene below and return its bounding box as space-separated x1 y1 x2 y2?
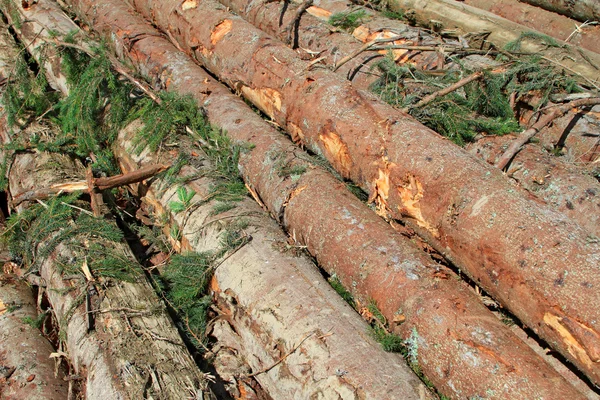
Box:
109 0 600 385
216 0 600 234
60 0 590 397
387 0 600 87
114 123 435 400
467 135 600 236
460 0 600 54
0 274 69 399
519 0 600 23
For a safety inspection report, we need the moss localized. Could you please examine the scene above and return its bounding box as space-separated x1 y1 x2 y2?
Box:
328 10 367 31
327 275 355 306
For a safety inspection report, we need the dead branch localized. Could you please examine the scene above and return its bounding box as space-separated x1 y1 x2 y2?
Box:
11 163 169 206
333 35 403 72
284 0 314 47
240 332 315 378
403 70 484 112
496 97 600 170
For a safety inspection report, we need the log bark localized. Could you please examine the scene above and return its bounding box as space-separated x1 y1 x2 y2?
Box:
461 0 600 53
114 122 434 400
467 135 600 236
114 0 600 385
387 0 600 87
0 274 69 399
519 0 600 23
59 0 589 397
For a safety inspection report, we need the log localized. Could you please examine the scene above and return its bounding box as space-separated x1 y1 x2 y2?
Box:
216 0 600 233
519 0 600 23
0 273 69 399
467 135 600 236
460 0 600 54
114 122 434 399
386 0 600 88
119 0 600 384
59 0 589 397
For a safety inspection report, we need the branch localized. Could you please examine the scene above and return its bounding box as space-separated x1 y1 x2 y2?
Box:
333 35 403 72
495 97 600 170
403 70 484 112
284 0 314 47
11 163 170 206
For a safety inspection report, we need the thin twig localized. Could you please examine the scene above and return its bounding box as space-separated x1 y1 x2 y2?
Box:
241 332 315 378
403 71 484 112
284 0 314 47
333 35 404 72
496 97 600 170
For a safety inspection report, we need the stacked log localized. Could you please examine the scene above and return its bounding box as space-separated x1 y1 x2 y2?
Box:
111 0 600 385
54 0 594 397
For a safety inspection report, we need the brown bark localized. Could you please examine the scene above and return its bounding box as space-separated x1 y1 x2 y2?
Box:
519 0 600 23
116 0 600 384
59 0 590 397
387 0 600 87
461 0 600 53
114 122 434 400
468 135 600 237
0 274 69 399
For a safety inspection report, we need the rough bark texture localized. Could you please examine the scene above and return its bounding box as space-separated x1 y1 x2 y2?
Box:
217 0 443 90
6 148 213 399
0 274 69 399
111 0 600 384
461 0 600 53
387 0 600 86
114 123 435 400
58 0 591 397
519 0 600 23
217 0 600 233
0 0 79 94
467 135 600 236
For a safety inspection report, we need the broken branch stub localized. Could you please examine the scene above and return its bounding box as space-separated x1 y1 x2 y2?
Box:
61 0 588 397
123 0 600 384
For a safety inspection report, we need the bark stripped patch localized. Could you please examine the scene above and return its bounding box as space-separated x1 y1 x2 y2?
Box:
397 175 439 237
369 161 395 218
0 298 6 316
240 86 282 117
211 20 232 45
288 122 305 146
181 0 197 10
352 27 411 62
306 6 332 20
544 313 600 367
319 130 352 178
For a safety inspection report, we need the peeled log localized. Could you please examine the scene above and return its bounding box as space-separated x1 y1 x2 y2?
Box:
114 124 434 400
387 0 600 86
62 0 588 397
467 136 600 236
121 0 600 384
0 274 69 399
3 133 214 399
460 0 600 54
519 0 600 23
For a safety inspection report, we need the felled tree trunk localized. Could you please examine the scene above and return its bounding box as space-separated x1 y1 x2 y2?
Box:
460 0 600 53
217 0 600 235
114 123 434 400
108 0 600 384
387 0 600 86
0 274 69 399
5 147 215 399
59 0 588 398
519 0 600 23
467 135 600 236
